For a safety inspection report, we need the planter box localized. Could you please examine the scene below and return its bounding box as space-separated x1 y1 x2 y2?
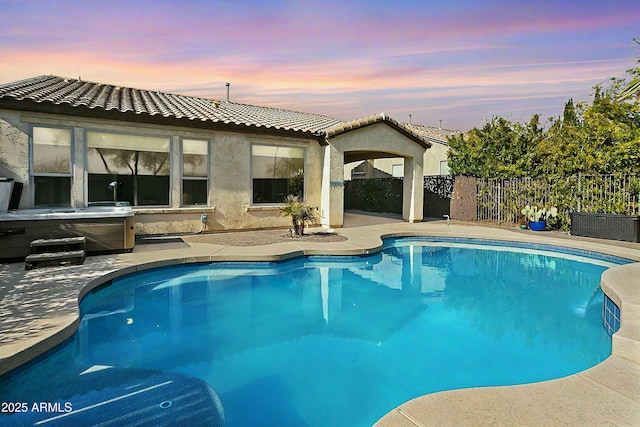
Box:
570 212 640 243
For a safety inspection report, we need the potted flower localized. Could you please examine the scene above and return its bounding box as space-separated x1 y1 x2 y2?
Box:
521 205 558 231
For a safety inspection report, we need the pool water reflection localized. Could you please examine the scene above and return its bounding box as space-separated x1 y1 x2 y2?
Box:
0 238 629 427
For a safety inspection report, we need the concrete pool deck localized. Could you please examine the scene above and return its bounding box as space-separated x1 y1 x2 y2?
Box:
1 214 639 426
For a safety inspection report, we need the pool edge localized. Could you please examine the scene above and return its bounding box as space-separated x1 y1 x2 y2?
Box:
1 222 639 425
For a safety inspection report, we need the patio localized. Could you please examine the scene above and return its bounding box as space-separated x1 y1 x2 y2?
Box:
1 213 639 425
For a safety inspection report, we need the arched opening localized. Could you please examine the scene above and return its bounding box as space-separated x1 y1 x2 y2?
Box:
320 120 428 228
343 151 405 223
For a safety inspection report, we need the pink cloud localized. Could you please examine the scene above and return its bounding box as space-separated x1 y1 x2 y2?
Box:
1 0 637 131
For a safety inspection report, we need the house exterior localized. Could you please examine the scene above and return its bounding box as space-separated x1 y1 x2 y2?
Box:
348 160 394 180
345 123 456 180
0 75 434 234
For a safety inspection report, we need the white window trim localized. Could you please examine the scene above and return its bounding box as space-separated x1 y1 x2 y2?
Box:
85 129 173 207
30 125 74 207
181 138 210 206
250 143 306 206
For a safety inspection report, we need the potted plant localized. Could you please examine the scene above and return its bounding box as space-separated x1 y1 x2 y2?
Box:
521 205 558 231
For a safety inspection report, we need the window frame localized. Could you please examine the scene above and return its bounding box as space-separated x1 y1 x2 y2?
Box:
352 162 366 176
440 160 451 176
30 124 74 207
181 138 210 206
85 129 172 207
391 163 404 178
250 143 306 205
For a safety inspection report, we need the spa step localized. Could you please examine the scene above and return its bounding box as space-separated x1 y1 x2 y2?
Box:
25 236 86 269
29 236 86 254
25 249 86 270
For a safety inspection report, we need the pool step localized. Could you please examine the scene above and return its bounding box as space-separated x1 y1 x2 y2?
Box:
25 236 86 270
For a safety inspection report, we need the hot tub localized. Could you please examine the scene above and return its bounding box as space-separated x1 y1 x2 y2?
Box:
0 206 135 260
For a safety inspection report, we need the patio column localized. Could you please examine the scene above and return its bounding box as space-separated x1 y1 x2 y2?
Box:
72 127 86 208
320 144 344 228
170 135 181 208
402 156 424 222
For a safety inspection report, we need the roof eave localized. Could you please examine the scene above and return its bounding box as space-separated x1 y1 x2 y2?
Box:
324 115 432 149
0 98 324 141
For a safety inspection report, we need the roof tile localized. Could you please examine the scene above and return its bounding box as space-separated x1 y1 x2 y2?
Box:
0 75 454 145
404 123 459 144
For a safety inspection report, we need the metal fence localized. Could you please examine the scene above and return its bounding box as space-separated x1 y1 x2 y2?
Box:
476 174 640 224
423 175 454 217
344 178 403 214
344 176 456 217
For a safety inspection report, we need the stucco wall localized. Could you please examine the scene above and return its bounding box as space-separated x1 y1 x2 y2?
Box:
0 111 30 209
327 122 426 223
374 141 448 177
343 159 394 180
0 109 322 234
330 123 426 159
344 140 449 180
423 141 449 175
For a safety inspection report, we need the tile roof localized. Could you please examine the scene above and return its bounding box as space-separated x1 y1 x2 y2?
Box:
0 75 451 147
215 100 342 133
323 113 433 148
0 75 342 134
403 123 459 145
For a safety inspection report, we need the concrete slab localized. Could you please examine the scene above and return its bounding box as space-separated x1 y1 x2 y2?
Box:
1 217 639 426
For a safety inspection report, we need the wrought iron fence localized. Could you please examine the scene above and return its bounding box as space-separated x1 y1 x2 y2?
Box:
423 175 454 217
423 175 455 198
476 174 640 225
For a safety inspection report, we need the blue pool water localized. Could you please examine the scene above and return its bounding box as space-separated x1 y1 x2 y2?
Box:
0 238 631 426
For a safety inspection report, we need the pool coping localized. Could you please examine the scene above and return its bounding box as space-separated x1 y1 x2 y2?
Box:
1 220 639 425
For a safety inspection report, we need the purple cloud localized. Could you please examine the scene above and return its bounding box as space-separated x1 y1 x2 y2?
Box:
0 0 638 130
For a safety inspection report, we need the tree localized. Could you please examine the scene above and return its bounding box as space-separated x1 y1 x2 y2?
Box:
562 98 578 126
447 116 541 178
585 81 640 174
448 80 640 178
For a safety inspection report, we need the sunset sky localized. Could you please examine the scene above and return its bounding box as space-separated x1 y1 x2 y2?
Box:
1 0 638 131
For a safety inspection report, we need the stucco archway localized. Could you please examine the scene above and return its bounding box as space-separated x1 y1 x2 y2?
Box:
320 118 428 228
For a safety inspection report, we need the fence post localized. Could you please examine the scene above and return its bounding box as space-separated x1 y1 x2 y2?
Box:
577 172 581 212
497 180 502 224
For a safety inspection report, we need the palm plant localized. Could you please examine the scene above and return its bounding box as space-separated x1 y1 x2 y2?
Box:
618 39 640 101
295 204 319 235
279 195 318 235
618 74 640 101
279 195 302 234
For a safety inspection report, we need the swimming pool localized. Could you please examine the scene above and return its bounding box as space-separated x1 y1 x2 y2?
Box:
0 237 631 426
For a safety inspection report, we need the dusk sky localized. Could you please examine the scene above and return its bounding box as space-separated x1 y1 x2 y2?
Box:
1 0 638 131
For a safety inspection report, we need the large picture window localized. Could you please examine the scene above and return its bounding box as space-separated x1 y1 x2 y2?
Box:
87 132 170 206
32 126 72 207
182 139 208 206
251 145 304 204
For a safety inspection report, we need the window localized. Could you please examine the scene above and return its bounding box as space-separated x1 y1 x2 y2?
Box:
440 160 451 175
392 164 403 178
32 126 72 207
251 145 304 203
182 139 208 205
352 162 366 176
87 131 170 206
